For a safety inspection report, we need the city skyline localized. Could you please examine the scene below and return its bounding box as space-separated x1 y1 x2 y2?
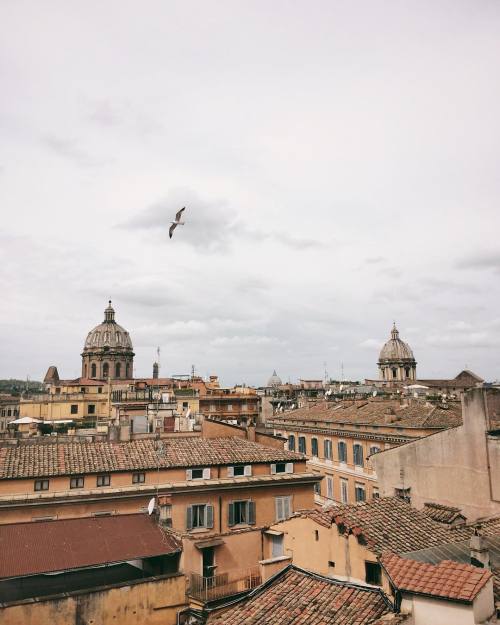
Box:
1 1 499 384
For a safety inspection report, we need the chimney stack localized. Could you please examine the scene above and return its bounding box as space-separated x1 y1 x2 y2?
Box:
153 362 159 379
470 529 490 569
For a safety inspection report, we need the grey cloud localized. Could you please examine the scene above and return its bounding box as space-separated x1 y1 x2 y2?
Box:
41 135 99 168
456 253 500 272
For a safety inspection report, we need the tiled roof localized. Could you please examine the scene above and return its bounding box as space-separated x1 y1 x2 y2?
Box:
0 514 181 578
289 498 471 554
270 399 462 430
0 437 302 479
423 502 465 525
207 565 392 625
380 552 492 602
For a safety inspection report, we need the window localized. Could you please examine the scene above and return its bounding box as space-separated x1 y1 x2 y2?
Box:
314 481 321 495
97 386 102 394
338 441 348 463
102 362 109 378
369 445 380 456
88 404 96 415
326 476 334 499
187 468 211 480
227 404 233 411
132 472 145 484
392 368 397 379
97 474 110 487
395 487 411 503
355 483 366 502
372 487 380 499
353 444 364 467
271 534 284 558
187 503 214 530
311 437 318 457
227 465 251 477
271 463 293 474
34 479 49 491
115 362 121 378
288 435 296 451
70 476 84 489
182 401 188 409
298 436 306 454
228 500 256 526
91 363 97 378
70 405 78 415
365 562 382 586
160 504 172 527
275 496 292 521
324 439 332 460
341 479 348 503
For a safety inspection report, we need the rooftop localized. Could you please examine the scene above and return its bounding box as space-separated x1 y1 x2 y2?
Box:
422 502 466 525
380 552 492 603
269 399 462 430
0 514 180 579
206 565 393 625
290 497 471 554
0 437 303 479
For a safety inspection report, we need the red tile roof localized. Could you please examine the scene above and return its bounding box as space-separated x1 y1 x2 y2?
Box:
380 552 492 602
0 436 303 479
423 502 466 525
207 565 393 625
0 514 181 578
287 498 471 553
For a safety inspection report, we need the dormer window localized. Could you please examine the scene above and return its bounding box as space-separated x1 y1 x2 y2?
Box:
227 465 252 477
271 462 293 474
186 468 211 480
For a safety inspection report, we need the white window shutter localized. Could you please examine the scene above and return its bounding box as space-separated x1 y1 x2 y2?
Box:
227 466 234 478
203 467 211 479
244 465 252 476
271 464 277 474
285 463 293 474
275 497 283 520
285 496 292 518
186 469 192 481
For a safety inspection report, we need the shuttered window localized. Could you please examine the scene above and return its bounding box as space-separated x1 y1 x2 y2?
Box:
271 463 293 474
186 467 211 480
353 444 364 467
311 438 318 457
288 435 295 451
228 500 256 526
298 436 306 454
338 441 347 463
324 439 332 460
186 504 214 530
275 496 292 521
227 465 252 477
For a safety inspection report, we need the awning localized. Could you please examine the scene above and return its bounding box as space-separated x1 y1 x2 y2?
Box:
8 417 42 424
195 538 225 550
264 529 284 536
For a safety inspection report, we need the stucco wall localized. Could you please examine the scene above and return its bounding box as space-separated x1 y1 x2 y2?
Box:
372 389 500 521
0 573 186 625
404 594 474 625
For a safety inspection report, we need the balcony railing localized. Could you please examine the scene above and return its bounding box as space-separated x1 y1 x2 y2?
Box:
188 566 261 602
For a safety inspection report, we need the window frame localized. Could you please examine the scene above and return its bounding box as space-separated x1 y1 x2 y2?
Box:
34 479 49 492
132 472 145 484
355 482 366 502
70 404 78 415
288 435 296 451
353 444 364 467
275 495 292 521
96 474 111 487
324 439 332 460
187 503 214 530
311 437 318 457
70 476 84 489
298 436 306 454
228 499 256 526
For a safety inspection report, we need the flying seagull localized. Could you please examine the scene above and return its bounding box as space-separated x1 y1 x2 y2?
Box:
169 206 186 239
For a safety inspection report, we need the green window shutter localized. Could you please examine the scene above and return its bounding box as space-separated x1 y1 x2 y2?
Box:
206 505 214 529
228 502 235 527
186 506 193 530
248 501 256 525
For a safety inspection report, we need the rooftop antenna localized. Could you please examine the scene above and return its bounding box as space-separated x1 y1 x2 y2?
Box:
323 361 329 385
341 362 345 382
191 364 195 380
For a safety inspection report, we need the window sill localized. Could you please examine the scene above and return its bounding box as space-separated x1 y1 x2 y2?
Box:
188 527 212 534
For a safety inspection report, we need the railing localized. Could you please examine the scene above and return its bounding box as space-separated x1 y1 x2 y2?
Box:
188 566 261 602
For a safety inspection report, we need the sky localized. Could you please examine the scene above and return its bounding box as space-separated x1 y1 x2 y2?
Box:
1 1 499 386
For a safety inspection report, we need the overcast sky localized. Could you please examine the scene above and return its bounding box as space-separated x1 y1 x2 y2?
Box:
1 1 499 386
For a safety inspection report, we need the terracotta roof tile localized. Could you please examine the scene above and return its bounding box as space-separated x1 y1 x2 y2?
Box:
0 514 181 578
288 498 471 554
207 566 392 625
422 502 465 525
0 437 303 479
380 552 492 602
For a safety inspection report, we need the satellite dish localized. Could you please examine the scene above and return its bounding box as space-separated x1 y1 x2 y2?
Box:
372 390 377 397
147 497 156 516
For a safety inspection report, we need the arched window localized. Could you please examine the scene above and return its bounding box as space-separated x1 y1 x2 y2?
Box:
369 445 380 456
126 363 130 378
288 435 296 451
298 436 306 454
84 364 87 378
392 368 397 379
338 441 347 463
91 363 97 378
92 332 100 345
311 438 318 457
353 444 364 467
324 439 332 460
405 367 410 378
102 362 109 378
115 362 121 378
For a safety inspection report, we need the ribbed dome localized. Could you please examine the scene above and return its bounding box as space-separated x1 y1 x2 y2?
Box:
83 301 133 351
379 324 414 362
267 370 282 387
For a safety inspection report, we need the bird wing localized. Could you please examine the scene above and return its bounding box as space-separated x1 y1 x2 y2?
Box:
175 206 186 222
169 223 177 239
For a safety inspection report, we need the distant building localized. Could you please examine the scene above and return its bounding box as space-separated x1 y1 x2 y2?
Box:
378 323 417 383
266 370 282 387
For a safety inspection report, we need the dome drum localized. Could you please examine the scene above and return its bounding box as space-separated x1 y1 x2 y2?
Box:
81 302 134 380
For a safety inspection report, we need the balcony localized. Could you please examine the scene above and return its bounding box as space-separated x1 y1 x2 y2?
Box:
188 566 261 603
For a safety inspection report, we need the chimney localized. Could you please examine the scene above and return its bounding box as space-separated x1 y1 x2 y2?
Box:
153 362 159 379
247 422 256 442
470 529 490 569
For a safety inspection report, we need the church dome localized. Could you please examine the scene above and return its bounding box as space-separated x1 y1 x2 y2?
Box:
267 370 282 387
378 324 414 362
83 301 133 351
